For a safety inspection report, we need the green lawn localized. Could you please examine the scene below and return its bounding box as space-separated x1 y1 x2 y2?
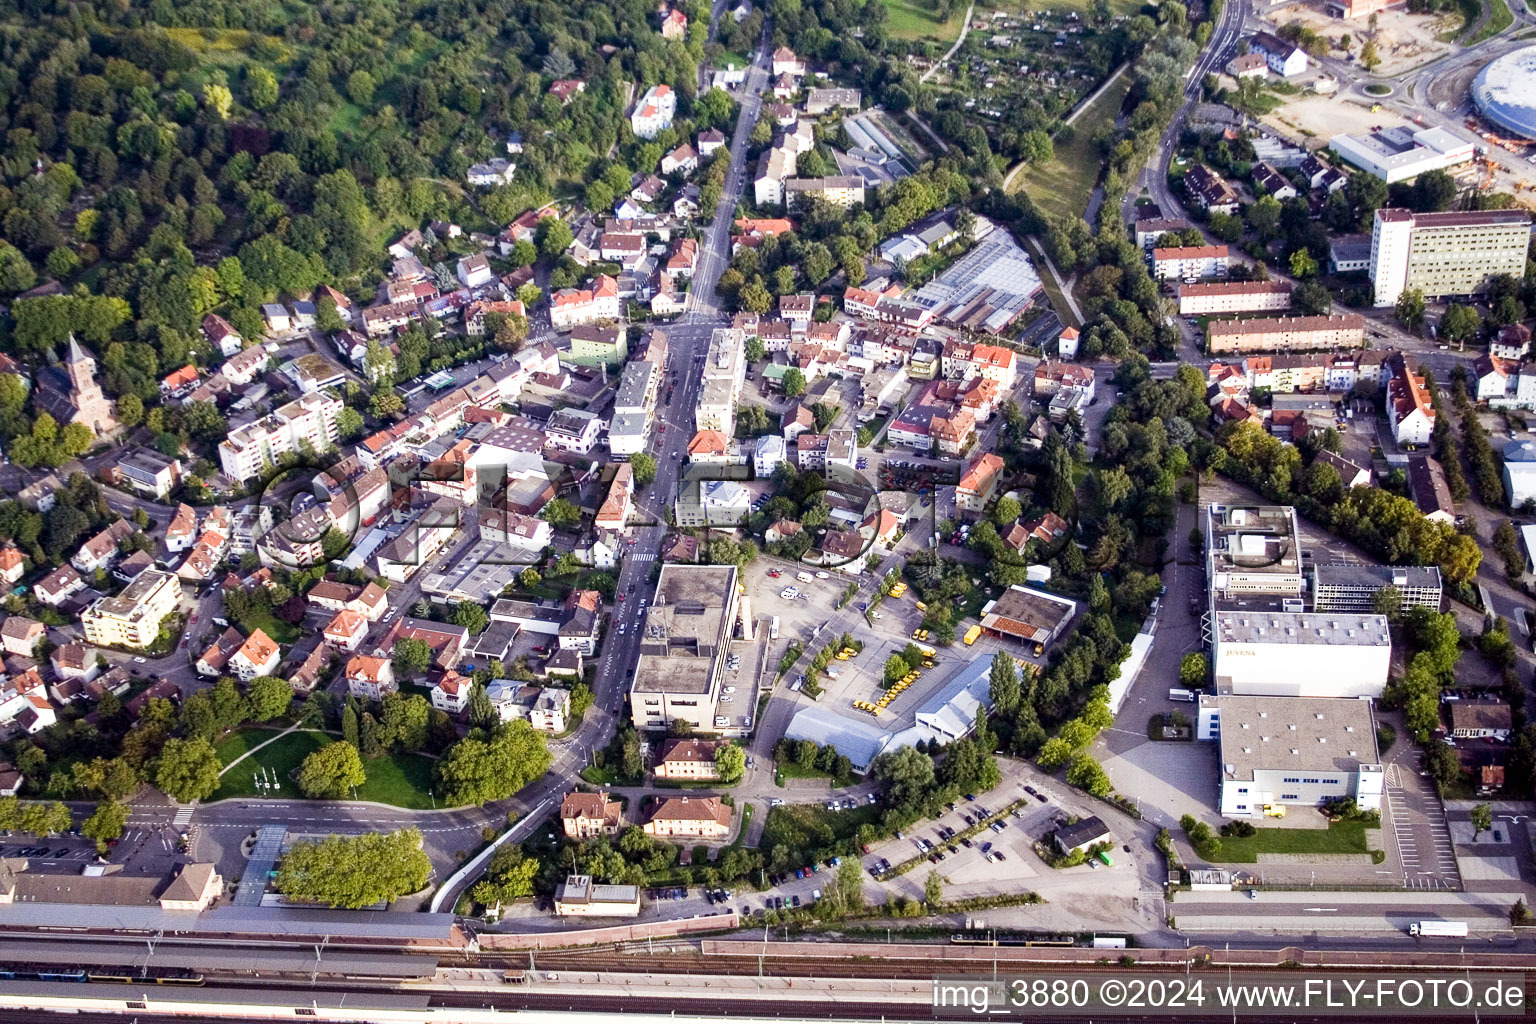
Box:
776 761 857 787
355 748 439 809
234 607 303 644
1194 821 1376 863
1467 0 1513 43
1023 237 1080 328
1013 72 1134 223
881 0 968 41
211 728 438 808
213 730 328 801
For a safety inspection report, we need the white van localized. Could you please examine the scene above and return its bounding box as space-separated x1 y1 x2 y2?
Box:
1169 688 1197 702
796 571 813 583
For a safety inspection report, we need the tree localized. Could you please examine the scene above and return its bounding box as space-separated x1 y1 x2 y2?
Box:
377 693 430 753
1513 898 1532 926
435 720 552 805
154 738 222 802
1179 653 1207 688
82 800 128 852
988 652 1021 715
923 869 944 905
1395 287 1426 330
247 66 279 110
452 601 489 634
342 703 360 747
1359 38 1379 70
1439 303 1481 345
470 845 540 907
569 682 594 720
1371 585 1403 620
541 497 582 530
631 452 657 487
392 637 433 679
537 219 574 259
247 677 293 722
1412 169 1458 213
346 70 376 106
1471 802 1493 839
1288 248 1319 279
782 368 807 397
370 389 405 419
337 407 364 442
1292 280 1332 315
714 744 746 784
274 828 432 908
1065 753 1112 796
296 742 367 799
467 682 497 730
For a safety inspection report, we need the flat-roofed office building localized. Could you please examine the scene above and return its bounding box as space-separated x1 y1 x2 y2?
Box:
629 564 741 732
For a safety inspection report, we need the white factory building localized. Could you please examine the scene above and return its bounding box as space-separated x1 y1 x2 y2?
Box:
1203 504 1391 699
1198 694 1384 819
1208 610 1392 698
1328 126 1475 184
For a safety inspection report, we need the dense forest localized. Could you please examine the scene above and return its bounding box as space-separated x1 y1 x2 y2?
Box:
0 0 718 397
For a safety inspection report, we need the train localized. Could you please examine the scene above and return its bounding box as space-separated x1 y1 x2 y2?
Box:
0 965 204 985
949 934 1075 947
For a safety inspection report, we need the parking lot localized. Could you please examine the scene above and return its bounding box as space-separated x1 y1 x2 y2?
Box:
743 775 1147 933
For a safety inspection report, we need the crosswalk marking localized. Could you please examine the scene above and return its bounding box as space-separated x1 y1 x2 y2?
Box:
172 806 195 827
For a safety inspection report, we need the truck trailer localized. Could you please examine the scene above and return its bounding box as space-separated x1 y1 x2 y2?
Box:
1408 921 1468 937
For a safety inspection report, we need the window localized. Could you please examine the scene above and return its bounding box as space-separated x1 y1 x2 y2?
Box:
1281 793 1298 800
1282 776 1300 783
1237 787 1248 793
1235 804 1248 811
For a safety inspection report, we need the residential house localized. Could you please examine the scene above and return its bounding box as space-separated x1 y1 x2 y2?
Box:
322 609 369 652
631 84 677 139
49 643 97 683
346 655 397 700
1184 164 1239 216
0 617 44 658
33 565 85 607
71 521 136 575
562 791 624 838
0 548 24 587
431 671 470 714
660 5 688 38
202 314 244 357
643 796 733 839
229 629 281 681
467 159 517 187
195 626 246 678
1407 454 1455 524
661 143 699 176
654 738 726 780
1448 699 1512 741
956 453 1005 513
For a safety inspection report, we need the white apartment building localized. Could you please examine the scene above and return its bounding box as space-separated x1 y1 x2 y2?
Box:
694 327 746 435
218 391 343 483
630 84 677 139
1370 208 1532 308
1152 245 1229 281
549 276 621 330
1177 281 1293 316
80 569 180 649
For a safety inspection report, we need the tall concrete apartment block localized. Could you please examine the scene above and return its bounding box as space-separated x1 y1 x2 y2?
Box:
1371 208 1531 308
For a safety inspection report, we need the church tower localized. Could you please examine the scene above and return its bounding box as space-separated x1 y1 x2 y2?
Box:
62 334 117 436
